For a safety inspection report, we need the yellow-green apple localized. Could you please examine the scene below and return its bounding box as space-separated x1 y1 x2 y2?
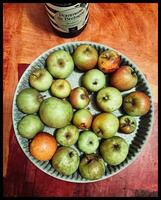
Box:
50 79 71 98
73 44 98 71
100 136 129 166
16 88 43 114
47 50 74 78
96 87 122 112
82 69 106 92
29 68 53 91
92 113 119 138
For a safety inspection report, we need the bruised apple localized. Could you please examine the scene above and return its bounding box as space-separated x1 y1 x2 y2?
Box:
98 49 120 73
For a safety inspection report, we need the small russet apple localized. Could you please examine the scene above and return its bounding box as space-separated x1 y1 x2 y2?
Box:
16 88 43 114
119 115 137 134
29 68 53 91
50 79 71 98
79 154 105 180
47 50 74 78
52 146 80 176
110 65 138 91
73 109 93 129
78 131 99 154
123 91 151 116
82 69 106 92
96 87 122 112
98 49 120 73
18 114 44 139
100 136 129 166
92 113 119 138
39 97 73 128
69 87 90 109
73 44 98 71
30 132 57 161
55 125 79 146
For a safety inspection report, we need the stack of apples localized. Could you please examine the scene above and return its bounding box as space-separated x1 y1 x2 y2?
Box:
16 44 151 180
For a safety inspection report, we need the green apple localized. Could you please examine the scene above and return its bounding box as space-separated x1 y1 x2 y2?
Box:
78 131 99 154
79 154 105 180
55 125 79 146
47 50 74 78
73 109 93 129
39 97 73 128
92 113 119 138
29 68 53 91
69 87 90 109
73 44 98 71
16 88 43 114
52 146 80 176
18 114 44 139
82 69 106 92
50 79 71 98
96 87 123 112
119 115 137 134
100 136 129 165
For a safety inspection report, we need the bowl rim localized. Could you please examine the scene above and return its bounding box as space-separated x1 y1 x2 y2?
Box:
12 41 154 183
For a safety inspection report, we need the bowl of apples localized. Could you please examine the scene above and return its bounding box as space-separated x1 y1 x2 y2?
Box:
12 41 154 183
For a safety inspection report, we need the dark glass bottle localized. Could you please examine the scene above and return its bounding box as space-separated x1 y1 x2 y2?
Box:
45 3 89 38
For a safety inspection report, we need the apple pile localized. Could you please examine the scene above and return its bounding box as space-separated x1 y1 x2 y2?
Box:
16 44 151 180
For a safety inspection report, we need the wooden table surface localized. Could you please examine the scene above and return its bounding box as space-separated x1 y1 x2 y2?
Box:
3 3 158 197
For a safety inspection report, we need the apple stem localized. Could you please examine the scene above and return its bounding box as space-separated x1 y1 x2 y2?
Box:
32 74 38 78
80 94 86 100
103 96 109 101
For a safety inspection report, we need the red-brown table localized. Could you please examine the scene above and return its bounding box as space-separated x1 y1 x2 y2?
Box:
3 3 158 197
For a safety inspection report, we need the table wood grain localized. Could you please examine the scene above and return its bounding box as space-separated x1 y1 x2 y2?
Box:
3 3 158 197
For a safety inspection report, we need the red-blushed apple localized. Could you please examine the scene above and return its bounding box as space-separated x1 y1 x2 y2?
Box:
69 87 90 109
98 49 120 73
73 109 93 129
123 91 151 116
110 65 138 91
73 44 98 71
92 113 119 138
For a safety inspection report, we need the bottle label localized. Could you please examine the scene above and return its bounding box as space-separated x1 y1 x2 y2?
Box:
45 3 89 33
